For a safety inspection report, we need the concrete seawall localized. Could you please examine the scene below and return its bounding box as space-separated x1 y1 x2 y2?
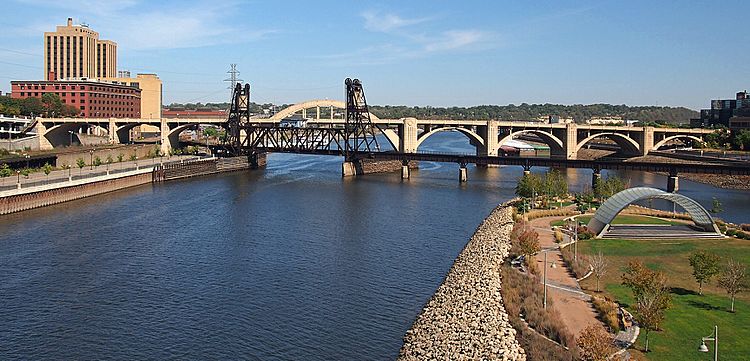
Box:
0 156 256 215
0 169 153 215
398 204 525 360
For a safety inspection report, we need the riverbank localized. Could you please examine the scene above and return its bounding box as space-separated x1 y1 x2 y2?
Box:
398 203 525 360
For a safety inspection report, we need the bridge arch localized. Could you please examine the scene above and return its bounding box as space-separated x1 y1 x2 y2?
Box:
415 126 484 151
587 187 720 237
166 123 228 150
498 130 565 155
576 132 641 155
653 135 706 150
269 99 381 122
115 122 161 144
44 122 109 147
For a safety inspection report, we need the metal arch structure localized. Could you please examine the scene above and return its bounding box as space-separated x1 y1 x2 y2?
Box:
587 187 721 237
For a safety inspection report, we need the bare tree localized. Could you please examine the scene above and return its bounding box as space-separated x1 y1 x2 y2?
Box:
590 251 608 292
718 259 747 313
577 324 614 361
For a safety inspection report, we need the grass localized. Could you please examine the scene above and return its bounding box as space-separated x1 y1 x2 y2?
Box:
577 237 750 360
550 214 684 227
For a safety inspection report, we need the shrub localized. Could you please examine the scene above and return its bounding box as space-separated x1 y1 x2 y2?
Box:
741 224 750 232
561 246 590 279
591 296 621 332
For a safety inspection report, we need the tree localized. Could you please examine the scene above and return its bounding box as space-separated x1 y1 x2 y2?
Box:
510 221 540 259
106 155 113 164
718 259 747 312
203 127 219 138
710 197 723 214
733 129 750 150
129 154 137 161
76 158 86 175
515 172 543 199
576 324 614 361
0 163 12 178
621 260 672 352
594 175 627 201
42 162 53 183
689 251 721 295
117 153 124 162
589 251 608 292
93 156 102 167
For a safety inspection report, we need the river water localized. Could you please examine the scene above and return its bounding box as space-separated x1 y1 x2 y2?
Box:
1 132 748 360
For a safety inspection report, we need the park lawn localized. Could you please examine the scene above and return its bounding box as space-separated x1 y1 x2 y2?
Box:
550 214 683 227
578 237 750 360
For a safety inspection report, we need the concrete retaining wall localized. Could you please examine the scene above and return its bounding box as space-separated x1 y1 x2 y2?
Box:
153 156 256 182
398 204 525 360
0 170 152 215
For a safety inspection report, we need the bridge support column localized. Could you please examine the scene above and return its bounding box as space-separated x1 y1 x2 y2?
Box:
459 163 468 183
108 119 120 144
477 120 499 167
564 123 578 160
342 160 360 177
401 160 411 180
36 121 53 150
399 118 419 153
667 170 679 193
640 126 654 156
592 168 602 190
159 118 171 155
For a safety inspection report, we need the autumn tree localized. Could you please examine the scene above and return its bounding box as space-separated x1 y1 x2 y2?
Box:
622 260 672 352
510 221 541 259
689 251 721 295
577 324 614 361
718 259 748 313
589 251 608 292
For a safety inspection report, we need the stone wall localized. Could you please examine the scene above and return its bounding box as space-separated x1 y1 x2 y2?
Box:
398 204 525 360
0 171 152 215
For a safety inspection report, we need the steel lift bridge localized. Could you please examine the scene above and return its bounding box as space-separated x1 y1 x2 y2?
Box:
223 78 384 174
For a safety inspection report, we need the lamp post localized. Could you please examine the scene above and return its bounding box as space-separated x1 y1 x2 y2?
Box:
543 250 548 309
89 149 94 170
67 164 72 182
24 154 30 169
68 130 75 146
16 170 21 189
698 325 718 361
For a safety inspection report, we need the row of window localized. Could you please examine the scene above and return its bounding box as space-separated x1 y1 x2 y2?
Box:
17 91 138 100
16 84 136 93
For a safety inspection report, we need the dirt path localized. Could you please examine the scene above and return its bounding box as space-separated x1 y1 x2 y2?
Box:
529 216 604 338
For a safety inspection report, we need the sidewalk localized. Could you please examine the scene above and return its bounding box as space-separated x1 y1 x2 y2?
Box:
529 216 603 338
0 155 200 191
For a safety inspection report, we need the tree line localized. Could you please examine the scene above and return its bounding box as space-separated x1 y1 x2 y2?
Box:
0 93 80 117
164 101 698 124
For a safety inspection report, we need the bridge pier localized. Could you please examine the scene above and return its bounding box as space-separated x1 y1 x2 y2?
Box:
401 160 411 179
667 170 679 193
459 163 468 183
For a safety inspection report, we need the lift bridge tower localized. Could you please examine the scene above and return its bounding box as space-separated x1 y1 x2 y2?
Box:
223 78 381 168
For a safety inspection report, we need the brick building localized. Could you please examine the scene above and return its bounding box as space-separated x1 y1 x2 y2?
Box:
11 79 140 118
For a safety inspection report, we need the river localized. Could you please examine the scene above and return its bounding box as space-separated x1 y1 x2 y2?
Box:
1 132 748 360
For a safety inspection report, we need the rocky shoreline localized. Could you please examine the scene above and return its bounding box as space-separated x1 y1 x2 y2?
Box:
397 203 525 360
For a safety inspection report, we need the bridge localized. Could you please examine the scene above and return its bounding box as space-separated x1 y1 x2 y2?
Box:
219 80 749 193
30 101 712 161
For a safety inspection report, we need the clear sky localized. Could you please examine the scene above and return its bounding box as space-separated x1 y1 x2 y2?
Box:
1 0 748 109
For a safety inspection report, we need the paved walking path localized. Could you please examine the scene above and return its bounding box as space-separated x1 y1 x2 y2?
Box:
529 216 602 338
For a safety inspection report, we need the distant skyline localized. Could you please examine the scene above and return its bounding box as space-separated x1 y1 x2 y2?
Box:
1 0 748 109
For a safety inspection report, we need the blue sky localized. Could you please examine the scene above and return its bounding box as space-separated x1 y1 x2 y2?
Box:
1 0 748 109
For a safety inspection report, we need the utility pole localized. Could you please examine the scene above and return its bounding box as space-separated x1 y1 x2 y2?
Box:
223 64 245 95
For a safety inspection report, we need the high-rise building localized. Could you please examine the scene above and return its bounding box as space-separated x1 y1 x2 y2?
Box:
43 18 117 81
692 90 750 129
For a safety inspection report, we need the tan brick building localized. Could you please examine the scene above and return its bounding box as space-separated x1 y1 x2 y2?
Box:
44 18 117 81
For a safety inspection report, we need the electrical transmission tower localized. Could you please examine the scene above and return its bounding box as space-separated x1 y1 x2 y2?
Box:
224 64 245 92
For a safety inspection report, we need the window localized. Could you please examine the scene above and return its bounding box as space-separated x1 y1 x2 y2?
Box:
80 92 85 96
80 106 84 110
61 92 66 97
80 99 85 103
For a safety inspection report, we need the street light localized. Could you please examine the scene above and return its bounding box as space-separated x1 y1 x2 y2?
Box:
68 130 75 146
698 325 718 361
16 170 21 189
67 164 72 182
89 149 94 170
